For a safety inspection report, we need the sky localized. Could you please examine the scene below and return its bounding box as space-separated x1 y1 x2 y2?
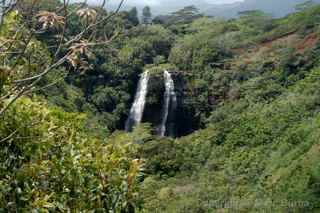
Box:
84 0 245 6
210 0 244 3
126 0 243 5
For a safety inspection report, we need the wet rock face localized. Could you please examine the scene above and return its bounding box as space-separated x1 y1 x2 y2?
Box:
142 73 165 133
173 72 201 137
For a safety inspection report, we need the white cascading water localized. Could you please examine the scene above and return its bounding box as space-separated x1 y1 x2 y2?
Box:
125 71 150 132
159 70 177 137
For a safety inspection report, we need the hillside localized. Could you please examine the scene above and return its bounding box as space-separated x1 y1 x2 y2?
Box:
106 0 320 18
205 0 320 18
1 0 320 212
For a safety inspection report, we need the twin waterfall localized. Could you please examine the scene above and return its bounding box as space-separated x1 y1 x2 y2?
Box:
159 70 177 137
125 71 150 132
125 70 177 137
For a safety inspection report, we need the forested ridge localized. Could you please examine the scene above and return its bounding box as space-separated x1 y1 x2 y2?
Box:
1 0 320 212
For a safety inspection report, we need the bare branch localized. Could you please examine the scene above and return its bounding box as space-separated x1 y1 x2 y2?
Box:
0 54 69 116
13 53 69 83
0 120 41 143
54 0 69 59
28 73 68 93
0 128 19 143
65 0 125 46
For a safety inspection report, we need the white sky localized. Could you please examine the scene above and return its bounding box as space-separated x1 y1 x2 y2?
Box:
137 0 244 5
210 0 244 4
84 0 245 6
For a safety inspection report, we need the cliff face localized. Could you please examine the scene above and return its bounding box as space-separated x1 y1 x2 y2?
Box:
142 72 165 133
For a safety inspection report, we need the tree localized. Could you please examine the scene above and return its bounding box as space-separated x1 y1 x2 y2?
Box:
237 10 273 35
171 5 202 24
142 6 152 24
153 14 168 25
128 7 139 26
153 5 202 27
119 25 173 66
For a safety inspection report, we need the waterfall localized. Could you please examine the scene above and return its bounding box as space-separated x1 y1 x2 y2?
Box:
159 70 177 137
125 71 150 132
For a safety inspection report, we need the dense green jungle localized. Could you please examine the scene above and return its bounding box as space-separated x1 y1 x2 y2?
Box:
1 0 320 212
